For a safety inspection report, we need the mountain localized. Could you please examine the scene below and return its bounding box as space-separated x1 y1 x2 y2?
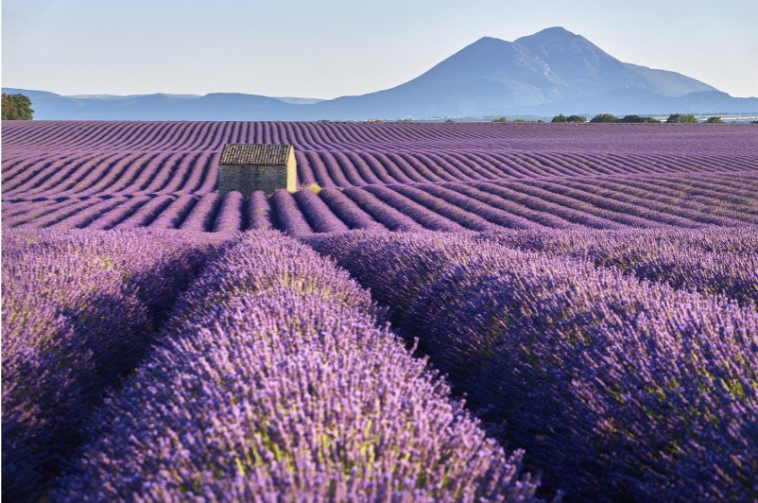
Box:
0 89 303 120
4 27 756 120
273 97 325 105
307 36 566 119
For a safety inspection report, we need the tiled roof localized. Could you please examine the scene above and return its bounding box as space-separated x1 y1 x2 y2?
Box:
220 144 293 165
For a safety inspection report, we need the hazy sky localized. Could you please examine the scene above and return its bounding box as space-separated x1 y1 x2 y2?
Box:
3 0 757 98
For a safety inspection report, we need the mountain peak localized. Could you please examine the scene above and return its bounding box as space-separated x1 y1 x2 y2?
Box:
529 26 577 38
473 35 504 44
466 36 510 50
515 26 579 45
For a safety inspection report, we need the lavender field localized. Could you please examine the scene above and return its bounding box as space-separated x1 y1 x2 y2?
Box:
3 121 758 232
2 121 758 502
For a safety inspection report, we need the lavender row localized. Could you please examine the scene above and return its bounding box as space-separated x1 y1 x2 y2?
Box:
498 181 666 228
293 188 350 233
414 184 543 230
305 231 758 502
390 185 500 231
5 121 758 159
53 231 539 502
471 182 624 229
246 190 274 230
2 228 230 502
318 188 386 231
592 176 758 222
270 189 314 235
2 152 220 199
178 193 221 232
5 150 757 200
5 176 757 233
442 183 577 228
363 185 465 231
341 187 426 232
143 194 197 229
480 226 758 310
522 178 751 226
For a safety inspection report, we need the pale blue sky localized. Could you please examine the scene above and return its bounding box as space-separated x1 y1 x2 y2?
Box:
3 0 757 98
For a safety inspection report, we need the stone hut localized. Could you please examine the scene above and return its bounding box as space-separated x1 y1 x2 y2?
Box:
218 144 297 196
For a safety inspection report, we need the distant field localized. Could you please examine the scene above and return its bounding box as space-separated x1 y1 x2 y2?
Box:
3 121 758 502
3 121 758 232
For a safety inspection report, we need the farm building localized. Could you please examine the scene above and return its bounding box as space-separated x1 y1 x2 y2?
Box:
218 143 297 196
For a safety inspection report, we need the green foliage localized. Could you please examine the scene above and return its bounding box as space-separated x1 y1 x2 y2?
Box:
552 115 585 123
618 115 644 123
618 115 661 123
704 116 724 124
589 113 618 123
513 118 526 123
2 93 34 120
492 117 508 123
567 115 587 123
666 113 698 123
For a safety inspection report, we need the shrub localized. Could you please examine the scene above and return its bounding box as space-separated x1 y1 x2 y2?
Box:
666 113 698 123
618 115 660 123
589 113 618 123
1 93 34 120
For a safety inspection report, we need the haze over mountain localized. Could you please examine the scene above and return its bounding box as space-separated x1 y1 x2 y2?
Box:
5 27 756 120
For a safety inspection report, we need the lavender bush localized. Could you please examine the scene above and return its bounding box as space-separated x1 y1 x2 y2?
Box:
2 228 231 501
481 226 758 310
305 231 758 502
52 231 540 502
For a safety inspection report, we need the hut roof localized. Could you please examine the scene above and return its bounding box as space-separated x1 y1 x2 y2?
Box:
220 144 293 166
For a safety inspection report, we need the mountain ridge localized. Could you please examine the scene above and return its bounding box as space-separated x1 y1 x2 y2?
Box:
4 27 756 120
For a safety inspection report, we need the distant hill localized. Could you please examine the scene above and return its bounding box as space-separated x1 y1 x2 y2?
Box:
0 89 303 120
4 27 757 120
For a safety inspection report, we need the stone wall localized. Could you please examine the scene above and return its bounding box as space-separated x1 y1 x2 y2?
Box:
218 164 291 196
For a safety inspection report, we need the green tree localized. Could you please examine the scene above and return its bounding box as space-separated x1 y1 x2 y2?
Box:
590 113 618 123
704 116 724 123
618 115 661 123
666 113 698 123
2 93 34 120
566 115 587 123
492 116 508 122
619 115 644 123
554 114 587 123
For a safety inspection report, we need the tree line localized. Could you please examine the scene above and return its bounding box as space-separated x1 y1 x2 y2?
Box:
550 113 726 123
